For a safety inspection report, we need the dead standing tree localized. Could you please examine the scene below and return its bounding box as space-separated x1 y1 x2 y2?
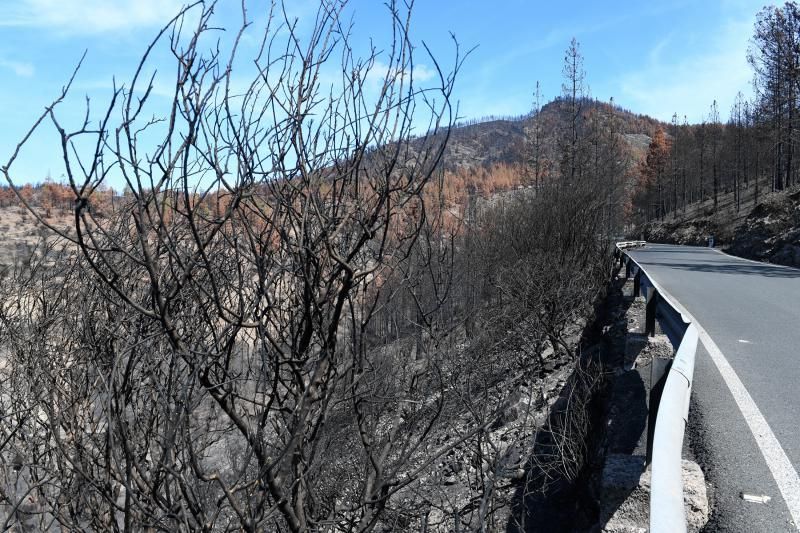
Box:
2 0 469 531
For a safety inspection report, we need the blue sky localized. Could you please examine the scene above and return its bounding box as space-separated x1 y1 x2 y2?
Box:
0 0 773 185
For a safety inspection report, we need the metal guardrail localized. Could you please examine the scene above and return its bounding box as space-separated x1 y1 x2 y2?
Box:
614 242 699 533
616 240 647 250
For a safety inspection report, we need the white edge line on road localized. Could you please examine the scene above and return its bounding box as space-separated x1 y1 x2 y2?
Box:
697 325 800 530
628 248 800 530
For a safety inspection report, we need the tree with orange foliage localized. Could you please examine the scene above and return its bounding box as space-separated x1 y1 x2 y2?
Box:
635 128 672 221
18 183 34 205
0 186 15 207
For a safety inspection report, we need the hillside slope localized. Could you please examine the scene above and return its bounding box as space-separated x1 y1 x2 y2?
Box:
435 99 663 171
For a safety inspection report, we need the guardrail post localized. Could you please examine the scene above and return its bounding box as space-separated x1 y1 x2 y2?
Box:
645 288 658 336
633 269 641 297
646 357 672 464
625 257 632 279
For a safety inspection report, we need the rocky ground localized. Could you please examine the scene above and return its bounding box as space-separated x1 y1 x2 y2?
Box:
725 186 800 267
394 270 656 532
0 207 72 274
397 315 600 532
424 261 714 532
582 266 709 533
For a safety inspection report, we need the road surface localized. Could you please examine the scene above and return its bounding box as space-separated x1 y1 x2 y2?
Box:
627 243 800 532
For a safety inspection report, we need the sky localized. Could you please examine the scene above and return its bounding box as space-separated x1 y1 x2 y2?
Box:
0 0 775 185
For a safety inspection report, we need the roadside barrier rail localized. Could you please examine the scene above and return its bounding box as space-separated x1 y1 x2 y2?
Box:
615 240 646 250
614 241 698 533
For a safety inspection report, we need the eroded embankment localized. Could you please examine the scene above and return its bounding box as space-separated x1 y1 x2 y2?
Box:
577 265 709 533
506 268 633 531
507 261 712 532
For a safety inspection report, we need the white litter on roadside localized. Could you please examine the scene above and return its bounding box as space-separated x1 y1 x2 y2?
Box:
741 493 772 504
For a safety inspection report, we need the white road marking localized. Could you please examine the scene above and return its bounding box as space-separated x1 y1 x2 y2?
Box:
628 248 800 530
738 339 752 344
698 327 800 529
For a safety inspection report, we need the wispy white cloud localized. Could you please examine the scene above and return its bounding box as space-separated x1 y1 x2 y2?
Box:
617 15 754 123
648 34 673 65
0 58 34 77
0 0 187 34
412 64 435 83
365 60 436 87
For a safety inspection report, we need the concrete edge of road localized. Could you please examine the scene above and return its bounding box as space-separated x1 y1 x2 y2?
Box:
628 245 800 531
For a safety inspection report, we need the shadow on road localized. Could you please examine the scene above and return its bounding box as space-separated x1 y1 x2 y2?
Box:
637 260 800 278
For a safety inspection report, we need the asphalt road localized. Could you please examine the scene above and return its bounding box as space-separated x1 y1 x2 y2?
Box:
627 243 800 532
